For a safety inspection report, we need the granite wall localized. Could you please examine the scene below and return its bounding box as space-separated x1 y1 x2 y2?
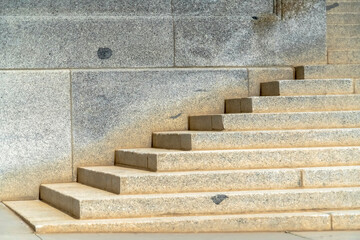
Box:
0 0 324 200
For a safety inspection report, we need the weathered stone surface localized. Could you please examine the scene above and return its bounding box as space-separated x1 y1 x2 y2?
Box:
328 50 360 64
172 0 273 16
326 2 360 13
328 24 360 38
189 111 360 131
330 210 360 230
302 166 360 188
0 0 171 16
78 166 301 194
228 95 360 113
4 200 331 233
0 17 173 68
40 183 360 219
174 0 326 66
296 64 360 79
248 67 294 96
153 128 360 151
261 79 353 96
116 147 360 172
71 69 247 177
0 71 72 201
356 79 360 93
327 13 360 24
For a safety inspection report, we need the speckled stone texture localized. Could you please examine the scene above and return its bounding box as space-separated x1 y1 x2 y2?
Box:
4 201 332 233
0 71 72 200
78 166 301 194
116 147 360 172
327 13 360 25
174 0 326 66
356 79 360 93
40 183 360 219
296 64 360 79
330 210 360 230
153 128 360 150
227 95 360 113
71 69 247 177
189 111 360 131
261 79 353 96
328 50 360 64
0 17 173 68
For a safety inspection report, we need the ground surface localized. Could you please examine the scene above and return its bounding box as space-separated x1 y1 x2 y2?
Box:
1 203 359 240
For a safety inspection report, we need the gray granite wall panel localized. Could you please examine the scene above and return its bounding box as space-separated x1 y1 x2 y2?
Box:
0 71 72 200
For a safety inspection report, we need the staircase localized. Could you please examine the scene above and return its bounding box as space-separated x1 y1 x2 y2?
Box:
4 77 360 233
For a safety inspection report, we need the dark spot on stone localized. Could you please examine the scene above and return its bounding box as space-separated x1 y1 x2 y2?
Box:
170 113 182 119
211 194 228 205
326 3 339 11
252 16 258 20
97 48 112 59
195 89 207 92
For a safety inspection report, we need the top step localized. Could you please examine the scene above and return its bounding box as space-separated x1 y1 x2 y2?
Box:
296 65 360 79
261 79 353 96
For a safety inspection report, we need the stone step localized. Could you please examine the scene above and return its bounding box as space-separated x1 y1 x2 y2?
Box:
326 2 360 13
327 37 360 50
40 183 360 219
327 13 360 24
116 147 360 172
260 79 353 96
189 111 360 131
152 128 360 151
4 200 335 233
78 166 301 194
328 25 360 38
225 95 360 114
296 64 360 79
328 50 360 64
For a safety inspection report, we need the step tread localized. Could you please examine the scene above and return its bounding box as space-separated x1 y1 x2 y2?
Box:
4 200 336 233
296 64 360 79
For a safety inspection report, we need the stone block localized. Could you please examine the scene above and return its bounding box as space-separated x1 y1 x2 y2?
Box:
40 183 360 219
71 69 247 177
78 166 301 194
229 95 360 113
327 24 360 38
296 64 360 79
328 50 360 64
0 0 171 16
153 128 360 151
330 210 360 230
190 111 360 131
174 0 326 66
327 38 360 50
327 13 360 25
356 79 360 94
172 0 273 16
0 71 72 201
4 201 331 233
0 16 173 68
326 2 360 13
116 147 360 172
302 166 360 188
261 79 353 96
248 67 294 96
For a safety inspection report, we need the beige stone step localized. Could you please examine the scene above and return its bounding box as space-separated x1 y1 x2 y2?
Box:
260 79 353 96
327 37 360 50
78 166 301 194
189 111 360 131
326 2 360 13
152 128 360 151
327 209 360 230
327 24 360 38
296 64 360 79
116 147 360 172
225 95 360 114
327 13 360 24
40 183 360 219
4 200 333 233
302 166 360 188
328 50 360 64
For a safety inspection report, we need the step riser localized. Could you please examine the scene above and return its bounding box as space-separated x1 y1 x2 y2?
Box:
327 2 360 13
260 79 353 96
327 14 360 25
327 38 360 50
226 95 360 114
328 25 360 38
40 186 360 219
328 51 360 64
296 65 360 79
190 112 360 131
153 129 360 151
116 147 360 172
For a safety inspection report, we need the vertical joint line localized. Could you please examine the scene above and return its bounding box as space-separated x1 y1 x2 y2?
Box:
300 169 304 188
69 70 75 181
330 213 334 230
